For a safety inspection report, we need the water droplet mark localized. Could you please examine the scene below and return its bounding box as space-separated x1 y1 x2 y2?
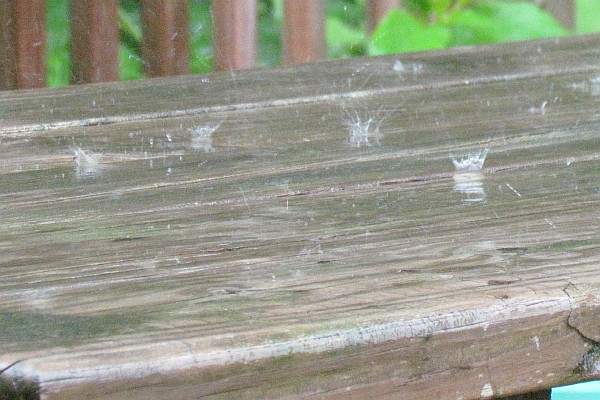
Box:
451 148 488 173
189 121 221 152
392 60 424 74
70 146 105 178
529 100 548 115
451 148 488 202
344 110 385 148
570 76 600 97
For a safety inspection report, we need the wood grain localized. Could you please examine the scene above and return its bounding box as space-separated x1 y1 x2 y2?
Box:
70 0 120 84
140 0 190 77
1 35 600 399
283 0 326 65
0 0 46 90
212 0 257 70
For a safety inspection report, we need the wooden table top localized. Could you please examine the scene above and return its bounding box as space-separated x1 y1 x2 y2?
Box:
1 34 600 400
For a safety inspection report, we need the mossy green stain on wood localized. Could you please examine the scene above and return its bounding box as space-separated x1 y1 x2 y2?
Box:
0 311 148 352
0 375 39 400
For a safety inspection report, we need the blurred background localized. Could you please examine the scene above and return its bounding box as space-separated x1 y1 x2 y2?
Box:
46 0 600 86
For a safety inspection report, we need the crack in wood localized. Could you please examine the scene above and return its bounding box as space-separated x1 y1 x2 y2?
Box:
562 283 600 377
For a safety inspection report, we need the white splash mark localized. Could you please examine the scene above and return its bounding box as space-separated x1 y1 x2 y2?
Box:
70 146 105 178
532 335 540 350
238 186 252 212
392 60 424 74
453 172 486 202
570 76 600 96
452 149 488 202
393 60 404 72
529 100 547 115
189 121 221 152
590 77 600 96
344 110 384 148
452 148 488 173
480 383 494 398
299 241 323 256
505 183 522 197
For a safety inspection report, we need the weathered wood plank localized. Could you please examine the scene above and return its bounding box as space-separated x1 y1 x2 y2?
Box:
2 35 600 130
1 35 600 399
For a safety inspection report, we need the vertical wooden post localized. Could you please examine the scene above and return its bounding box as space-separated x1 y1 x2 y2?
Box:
0 0 46 90
212 0 257 70
539 0 574 29
70 0 119 84
366 0 398 33
140 0 190 77
283 0 325 65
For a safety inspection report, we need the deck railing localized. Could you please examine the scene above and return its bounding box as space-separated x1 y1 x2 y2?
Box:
0 0 574 91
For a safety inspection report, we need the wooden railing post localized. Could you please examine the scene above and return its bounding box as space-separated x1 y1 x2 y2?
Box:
140 0 190 77
70 0 119 84
539 0 575 29
212 0 257 71
0 0 46 90
283 0 325 66
366 0 398 33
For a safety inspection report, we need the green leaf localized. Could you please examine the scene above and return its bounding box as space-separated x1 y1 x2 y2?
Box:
119 7 142 52
428 0 453 18
576 0 600 34
189 0 215 73
47 0 71 86
119 44 145 81
327 17 366 58
449 1 570 46
369 10 450 55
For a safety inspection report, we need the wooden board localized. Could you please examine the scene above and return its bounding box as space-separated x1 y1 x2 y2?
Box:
1 34 600 399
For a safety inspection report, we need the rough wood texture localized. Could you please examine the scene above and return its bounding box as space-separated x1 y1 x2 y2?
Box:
140 0 190 77
212 0 257 70
0 0 46 90
1 35 600 399
70 0 119 84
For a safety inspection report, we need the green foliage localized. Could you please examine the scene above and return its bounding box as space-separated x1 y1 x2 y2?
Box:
326 0 367 58
188 0 214 72
449 1 570 45
327 17 366 58
46 0 70 87
118 4 145 80
576 0 600 34
44 0 598 86
369 10 450 55
369 0 570 56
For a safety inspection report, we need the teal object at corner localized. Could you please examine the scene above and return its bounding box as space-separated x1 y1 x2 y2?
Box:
552 381 600 399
